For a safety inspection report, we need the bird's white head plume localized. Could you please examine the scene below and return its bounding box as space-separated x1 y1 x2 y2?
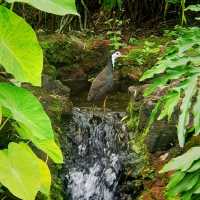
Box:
111 51 122 68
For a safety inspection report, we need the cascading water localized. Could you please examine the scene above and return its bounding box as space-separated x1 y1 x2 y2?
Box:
61 107 128 200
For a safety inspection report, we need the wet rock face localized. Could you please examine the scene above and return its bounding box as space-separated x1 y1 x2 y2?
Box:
146 119 177 153
61 108 128 200
25 75 72 125
128 85 178 153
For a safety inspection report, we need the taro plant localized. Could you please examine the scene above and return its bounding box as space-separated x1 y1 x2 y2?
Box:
140 26 200 199
0 1 78 200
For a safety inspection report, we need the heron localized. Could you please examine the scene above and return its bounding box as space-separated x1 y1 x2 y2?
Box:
87 51 122 111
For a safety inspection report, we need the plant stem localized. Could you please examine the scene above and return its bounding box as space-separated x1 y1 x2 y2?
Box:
81 0 89 29
0 117 10 131
10 2 14 10
45 155 49 163
181 0 186 25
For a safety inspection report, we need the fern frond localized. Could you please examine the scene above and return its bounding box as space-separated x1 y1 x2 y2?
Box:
193 88 200 135
158 91 180 121
177 75 198 147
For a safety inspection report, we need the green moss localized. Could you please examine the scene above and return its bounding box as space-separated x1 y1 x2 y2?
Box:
50 172 64 200
43 64 57 79
125 100 153 179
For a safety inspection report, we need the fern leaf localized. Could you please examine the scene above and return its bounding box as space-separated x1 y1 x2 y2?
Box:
193 88 200 135
144 66 188 96
140 63 167 81
177 76 198 147
158 91 180 120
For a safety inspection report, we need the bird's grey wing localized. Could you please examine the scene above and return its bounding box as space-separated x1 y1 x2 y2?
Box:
88 69 112 100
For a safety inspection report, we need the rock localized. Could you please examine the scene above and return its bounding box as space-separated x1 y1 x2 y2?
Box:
40 34 83 67
128 85 178 153
146 120 177 153
24 75 72 125
62 79 90 95
119 66 143 82
42 75 71 97
43 63 57 79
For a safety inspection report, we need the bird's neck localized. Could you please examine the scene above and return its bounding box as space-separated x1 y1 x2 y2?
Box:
107 56 113 72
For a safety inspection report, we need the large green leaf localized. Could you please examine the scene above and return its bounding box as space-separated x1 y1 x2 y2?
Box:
0 142 51 200
6 0 78 15
167 172 199 197
0 6 42 86
0 83 63 163
38 159 51 196
15 123 63 163
0 83 53 139
33 139 63 164
160 147 200 173
188 160 200 172
167 171 186 190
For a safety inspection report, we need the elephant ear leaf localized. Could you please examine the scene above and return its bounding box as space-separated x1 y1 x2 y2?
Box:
0 6 42 86
0 83 63 163
0 142 51 200
6 0 78 15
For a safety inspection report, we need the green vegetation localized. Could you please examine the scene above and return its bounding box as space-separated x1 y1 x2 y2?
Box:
125 38 163 66
0 0 77 199
140 3 200 199
1 0 200 199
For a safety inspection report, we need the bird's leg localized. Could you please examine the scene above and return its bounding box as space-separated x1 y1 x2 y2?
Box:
92 104 96 114
103 96 108 113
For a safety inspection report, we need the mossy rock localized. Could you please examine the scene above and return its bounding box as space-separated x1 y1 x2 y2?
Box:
127 85 178 154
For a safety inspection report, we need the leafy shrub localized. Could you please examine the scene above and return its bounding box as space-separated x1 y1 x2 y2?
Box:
107 30 124 50
125 39 161 66
140 26 200 200
0 0 78 199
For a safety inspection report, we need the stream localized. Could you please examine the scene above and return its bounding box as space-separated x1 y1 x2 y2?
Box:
61 91 130 200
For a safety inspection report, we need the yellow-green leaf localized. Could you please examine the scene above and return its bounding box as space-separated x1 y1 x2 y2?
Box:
0 142 51 200
0 6 42 86
38 160 51 196
34 139 63 164
6 0 78 16
0 83 63 163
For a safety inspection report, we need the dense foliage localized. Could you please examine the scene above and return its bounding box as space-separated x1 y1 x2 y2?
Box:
140 4 200 199
9 0 187 32
1 0 200 199
0 0 77 199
